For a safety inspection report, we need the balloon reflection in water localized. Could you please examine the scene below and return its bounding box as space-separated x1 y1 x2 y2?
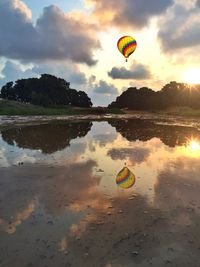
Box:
116 167 135 189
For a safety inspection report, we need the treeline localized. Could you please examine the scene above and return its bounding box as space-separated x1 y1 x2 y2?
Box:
108 82 200 110
0 74 92 107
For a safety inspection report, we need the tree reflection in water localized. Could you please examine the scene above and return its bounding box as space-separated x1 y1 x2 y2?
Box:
109 119 200 147
1 121 92 154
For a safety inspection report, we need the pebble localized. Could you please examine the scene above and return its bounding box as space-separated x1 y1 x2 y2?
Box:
130 251 139 256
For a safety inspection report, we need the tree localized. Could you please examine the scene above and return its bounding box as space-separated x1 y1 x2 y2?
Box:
108 82 200 110
1 82 15 100
0 74 92 107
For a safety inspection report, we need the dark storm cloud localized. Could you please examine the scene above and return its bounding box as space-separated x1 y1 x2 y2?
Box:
108 63 151 80
93 80 118 95
158 4 200 51
89 0 173 28
0 1 100 65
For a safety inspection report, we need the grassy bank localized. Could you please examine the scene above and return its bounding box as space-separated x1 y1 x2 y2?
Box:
0 99 124 116
155 106 200 117
122 106 200 118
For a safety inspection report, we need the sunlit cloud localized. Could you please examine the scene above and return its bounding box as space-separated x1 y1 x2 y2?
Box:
85 0 173 29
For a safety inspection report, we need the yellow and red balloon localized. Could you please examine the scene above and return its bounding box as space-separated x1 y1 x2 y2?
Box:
117 36 137 61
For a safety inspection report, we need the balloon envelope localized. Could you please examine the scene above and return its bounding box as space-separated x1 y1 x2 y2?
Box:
116 167 135 189
117 36 137 59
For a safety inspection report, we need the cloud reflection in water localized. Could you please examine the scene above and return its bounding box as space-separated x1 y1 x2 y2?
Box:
1 119 200 266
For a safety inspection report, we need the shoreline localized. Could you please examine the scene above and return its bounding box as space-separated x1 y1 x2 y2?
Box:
0 112 200 130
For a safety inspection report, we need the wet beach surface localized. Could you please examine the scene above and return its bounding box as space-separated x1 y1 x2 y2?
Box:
1 116 200 267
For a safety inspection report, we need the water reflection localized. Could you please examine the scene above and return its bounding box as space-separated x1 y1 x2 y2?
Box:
0 119 200 266
109 118 200 147
186 138 200 155
1 121 92 153
188 139 200 151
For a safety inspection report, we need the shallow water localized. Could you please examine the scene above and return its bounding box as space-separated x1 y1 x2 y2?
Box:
1 118 200 267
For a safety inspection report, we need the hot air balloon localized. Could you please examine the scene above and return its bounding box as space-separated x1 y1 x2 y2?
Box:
117 36 137 62
116 166 135 189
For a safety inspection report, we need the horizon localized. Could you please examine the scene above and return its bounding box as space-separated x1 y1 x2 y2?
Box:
0 0 200 106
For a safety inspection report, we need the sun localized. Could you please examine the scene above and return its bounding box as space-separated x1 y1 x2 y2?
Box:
183 69 200 84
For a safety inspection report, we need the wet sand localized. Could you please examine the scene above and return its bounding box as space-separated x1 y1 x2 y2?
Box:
1 117 200 267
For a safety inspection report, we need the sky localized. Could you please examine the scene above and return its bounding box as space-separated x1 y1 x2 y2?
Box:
0 0 200 106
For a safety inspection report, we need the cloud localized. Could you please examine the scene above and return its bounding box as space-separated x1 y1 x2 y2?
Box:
11 0 32 19
158 3 200 51
87 0 173 28
0 61 35 87
88 75 96 84
196 0 200 7
108 63 151 80
32 63 87 86
0 60 87 88
86 80 119 106
93 80 118 95
0 0 100 65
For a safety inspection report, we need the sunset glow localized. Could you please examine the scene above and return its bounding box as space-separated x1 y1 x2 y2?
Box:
183 69 200 85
